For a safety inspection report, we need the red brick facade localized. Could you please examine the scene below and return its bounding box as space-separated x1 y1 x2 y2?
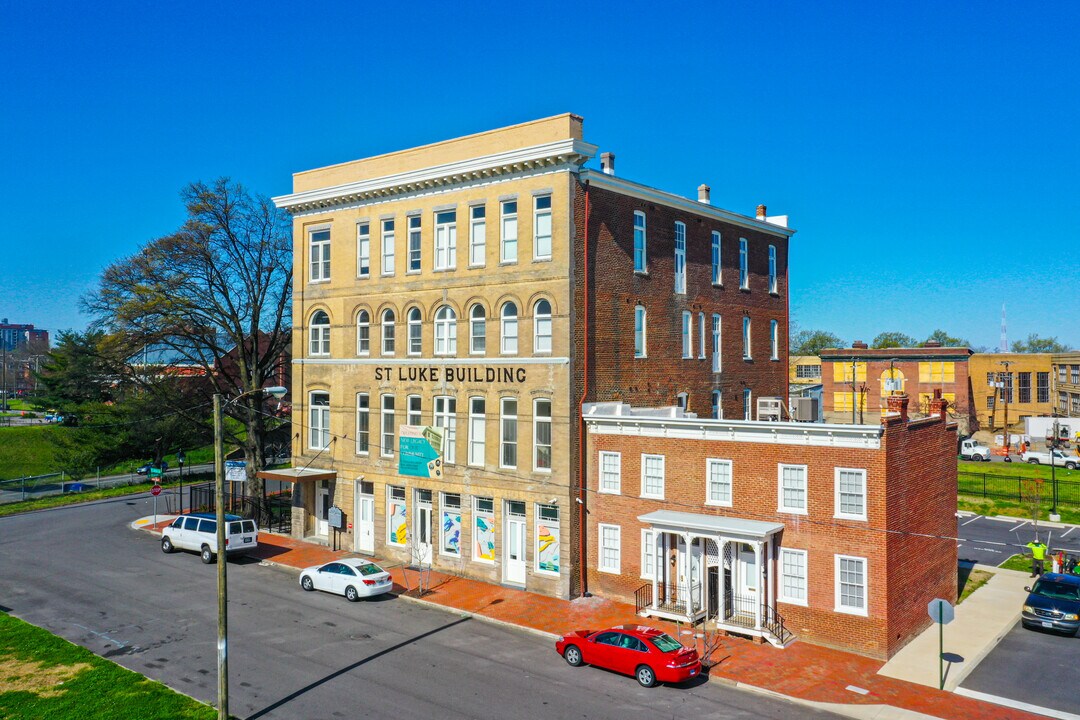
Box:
583 396 957 660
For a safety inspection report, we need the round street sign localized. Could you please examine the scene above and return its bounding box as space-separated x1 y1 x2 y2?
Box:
927 598 954 625
151 484 162 496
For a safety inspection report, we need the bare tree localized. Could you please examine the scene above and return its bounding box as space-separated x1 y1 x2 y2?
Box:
1020 477 1043 538
83 179 291 495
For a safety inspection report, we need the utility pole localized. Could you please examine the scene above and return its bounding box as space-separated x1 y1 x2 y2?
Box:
213 394 228 720
1000 360 1012 450
1050 418 1061 522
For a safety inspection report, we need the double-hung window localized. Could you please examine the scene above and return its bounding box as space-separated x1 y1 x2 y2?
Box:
310 229 330 282
633 211 647 272
641 454 665 499
356 310 370 356
711 231 721 285
836 555 868 615
433 396 457 464
598 524 621 573
468 397 485 466
682 311 692 359
698 313 706 359
407 215 422 273
705 459 733 506
381 219 395 276
309 392 330 450
357 222 370 278
534 399 552 471
599 451 621 494
435 210 456 270
712 314 721 373
634 305 646 357
380 395 396 457
381 309 395 355
533 195 552 260
533 300 552 354
779 549 808 605
770 319 779 360
309 311 330 357
469 205 486 266
712 390 722 419
835 468 867 520
355 393 369 454
778 464 808 514
640 529 656 579
743 388 752 420
434 306 457 355
500 398 518 468
739 238 748 289
743 316 752 359
406 395 422 426
768 245 777 293
470 304 486 353
500 302 518 355
407 308 422 356
674 221 686 294
501 200 518 263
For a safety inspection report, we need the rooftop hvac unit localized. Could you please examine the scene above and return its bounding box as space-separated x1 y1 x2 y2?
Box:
792 397 819 422
757 397 783 422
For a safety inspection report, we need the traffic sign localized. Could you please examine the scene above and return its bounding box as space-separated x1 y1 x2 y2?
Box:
927 598 954 624
151 484 162 496
149 466 163 478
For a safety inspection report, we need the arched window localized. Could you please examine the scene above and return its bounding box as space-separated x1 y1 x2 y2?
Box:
470 304 486 354
356 310 370 356
434 306 457 355
309 310 330 357
533 300 552 354
407 308 422 355
500 302 518 355
381 309 396 355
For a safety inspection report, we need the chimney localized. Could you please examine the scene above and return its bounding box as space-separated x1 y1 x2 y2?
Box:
886 393 910 422
600 152 615 176
924 340 941 348
852 340 868 349
756 204 767 221
929 388 949 419
698 184 711 204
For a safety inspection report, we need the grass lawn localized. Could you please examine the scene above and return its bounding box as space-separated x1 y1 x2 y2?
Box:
1000 554 1035 573
0 612 217 720
0 474 213 519
957 496 1080 525
0 426 59 480
957 565 994 603
958 459 1080 482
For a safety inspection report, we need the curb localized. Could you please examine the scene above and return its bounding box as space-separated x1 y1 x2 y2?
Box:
391 591 562 642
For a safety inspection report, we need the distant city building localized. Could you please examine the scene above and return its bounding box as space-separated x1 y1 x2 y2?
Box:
968 353 1053 430
1052 352 1080 418
0 319 49 352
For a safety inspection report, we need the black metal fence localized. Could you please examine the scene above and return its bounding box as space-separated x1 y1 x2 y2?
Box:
958 471 1080 506
188 482 293 535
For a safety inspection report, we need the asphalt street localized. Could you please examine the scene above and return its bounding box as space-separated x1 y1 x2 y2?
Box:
0 492 836 720
956 513 1080 567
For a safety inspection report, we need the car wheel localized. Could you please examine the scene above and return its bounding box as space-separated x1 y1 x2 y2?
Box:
161 536 174 553
1028 459 1039 464
1066 463 1078 470
301 575 314 592
345 585 360 602
969 455 980 462
636 665 657 688
563 645 583 667
1004 457 1012 463
200 545 214 564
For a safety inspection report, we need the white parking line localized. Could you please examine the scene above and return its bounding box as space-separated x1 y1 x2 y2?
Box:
1009 521 1029 532
1063 527 1076 537
961 515 984 526
988 516 1015 523
956 687 1080 720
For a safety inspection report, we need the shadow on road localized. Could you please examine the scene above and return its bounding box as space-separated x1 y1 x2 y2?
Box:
246 616 471 719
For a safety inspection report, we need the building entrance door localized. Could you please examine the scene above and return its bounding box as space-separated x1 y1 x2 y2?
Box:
414 489 433 564
354 482 374 554
315 482 330 537
505 500 527 585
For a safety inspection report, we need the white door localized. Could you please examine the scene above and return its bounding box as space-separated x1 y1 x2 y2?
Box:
737 546 757 599
316 483 330 537
355 490 375 555
415 498 433 564
505 517 527 585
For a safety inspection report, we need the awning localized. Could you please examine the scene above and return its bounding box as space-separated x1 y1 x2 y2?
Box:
637 510 784 540
256 467 337 483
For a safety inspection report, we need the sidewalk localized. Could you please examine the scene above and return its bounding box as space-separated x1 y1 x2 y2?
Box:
138 517 1043 720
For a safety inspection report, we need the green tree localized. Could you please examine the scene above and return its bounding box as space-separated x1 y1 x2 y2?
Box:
790 329 843 356
1011 334 1069 353
84 178 291 493
921 329 970 347
35 330 116 408
872 331 916 349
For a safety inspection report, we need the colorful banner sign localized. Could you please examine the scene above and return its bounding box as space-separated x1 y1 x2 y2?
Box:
398 425 444 479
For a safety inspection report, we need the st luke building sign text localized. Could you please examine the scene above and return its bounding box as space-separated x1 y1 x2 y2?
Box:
374 366 529 384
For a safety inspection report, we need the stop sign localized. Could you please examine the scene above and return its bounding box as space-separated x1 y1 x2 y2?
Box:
151 484 162 496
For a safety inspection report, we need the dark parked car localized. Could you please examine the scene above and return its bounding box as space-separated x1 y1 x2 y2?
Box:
1022 573 1080 636
136 460 169 476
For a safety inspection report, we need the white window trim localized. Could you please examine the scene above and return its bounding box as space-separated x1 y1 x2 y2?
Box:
472 497 496 564
598 451 622 495
380 394 395 458
778 548 809 607
533 300 552 355
406 394 422 427
381 219 395 276
500 304 518 356
439 493 463 559
534 504 560 576
407 215 422 274
533 398 552 473
739 237 749 290
434 210 457 271
743 317 752 360
777 463 808 515
640 528 656 580
834 467 868 521
712 314 721 373
469 205 486 267
309 226 331 283
469 304 486 355
835 554 869 616
500 200 518 264
356 311 370 356
698 312 706 359
633 210 647 273
682 311 692 359
381 310 395 356
533 195 552 261
640 453 665 500
768 244 778 294
386 486 406 546
434 306 457 356
308 392 330 450
704 458 733 507
499 397 518 470
356 222 371 279
770 319 779 361
674 221 686 294
468 396 485 467
711 230 722 286
355 393 370 456
407 309 422 357
634 305 647 358
598 523 621 574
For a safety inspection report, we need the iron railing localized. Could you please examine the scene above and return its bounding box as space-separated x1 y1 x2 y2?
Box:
761 602 794 645
188 482 293 534
958 471 1080 505
634 583 653 615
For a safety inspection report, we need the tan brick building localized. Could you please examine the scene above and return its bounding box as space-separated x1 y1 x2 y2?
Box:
584 394 957 659
1052 352 1080 420
269 114 793 598
968 353 1053 431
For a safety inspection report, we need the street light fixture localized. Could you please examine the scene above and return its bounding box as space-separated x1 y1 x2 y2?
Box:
213 385 287 720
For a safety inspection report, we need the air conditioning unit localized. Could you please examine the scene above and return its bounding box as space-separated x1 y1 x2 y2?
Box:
792 397 819 422
756 397 783 422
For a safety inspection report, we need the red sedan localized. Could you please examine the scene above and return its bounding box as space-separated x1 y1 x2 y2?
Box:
555 624 702 688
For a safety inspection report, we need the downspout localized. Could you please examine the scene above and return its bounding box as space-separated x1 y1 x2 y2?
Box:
577 179 591 597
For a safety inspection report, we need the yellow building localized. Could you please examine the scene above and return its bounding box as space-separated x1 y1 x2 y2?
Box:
968 353 1053 430
789 355 822 386
1052 352 1080 419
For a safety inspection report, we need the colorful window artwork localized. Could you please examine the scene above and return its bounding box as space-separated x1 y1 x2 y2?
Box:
536 504 559 574
442 493 462 556
387 494 407 545
474 498 495 562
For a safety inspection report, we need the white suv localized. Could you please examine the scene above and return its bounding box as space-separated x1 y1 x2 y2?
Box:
161 513 259 563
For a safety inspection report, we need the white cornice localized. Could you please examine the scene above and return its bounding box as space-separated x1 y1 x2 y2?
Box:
580 169 796 239
586 415 880 449
294 357 570 366
273 139 598 214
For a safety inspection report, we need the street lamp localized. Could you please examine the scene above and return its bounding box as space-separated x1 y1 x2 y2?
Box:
1050 417 1061 522
213 385 287 720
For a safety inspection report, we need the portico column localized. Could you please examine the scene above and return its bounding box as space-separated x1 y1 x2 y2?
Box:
651 530 660 611
753 541 763 631
717 538 727 621
765 536 774 613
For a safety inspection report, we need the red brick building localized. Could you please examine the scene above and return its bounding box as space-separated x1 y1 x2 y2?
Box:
583 392 957 659
820 342 976 434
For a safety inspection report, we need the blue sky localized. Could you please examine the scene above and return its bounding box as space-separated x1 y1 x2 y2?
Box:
3 1 1077 350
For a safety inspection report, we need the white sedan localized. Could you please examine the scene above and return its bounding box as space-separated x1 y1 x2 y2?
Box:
299 558 394 601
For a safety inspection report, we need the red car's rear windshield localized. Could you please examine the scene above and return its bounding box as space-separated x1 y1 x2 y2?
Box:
648 633 683 652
